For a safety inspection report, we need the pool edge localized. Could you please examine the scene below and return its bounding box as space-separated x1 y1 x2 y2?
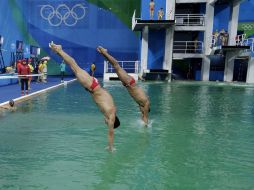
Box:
0 79 77 107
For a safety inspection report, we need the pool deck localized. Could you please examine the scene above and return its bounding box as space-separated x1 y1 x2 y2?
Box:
0 76 76 106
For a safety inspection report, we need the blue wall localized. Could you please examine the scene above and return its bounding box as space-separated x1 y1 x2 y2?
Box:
147 30 165 70
0 1 24 69
2 0 254 77
213 4 230 32
213 0 254 32
239 0 254 22
0 0 140 76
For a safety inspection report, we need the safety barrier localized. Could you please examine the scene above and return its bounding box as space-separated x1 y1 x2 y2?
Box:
242 38 254 57
235 34 247 46
175 14 205 26
104 61 139 74
173 41 204 54
103 60 140 81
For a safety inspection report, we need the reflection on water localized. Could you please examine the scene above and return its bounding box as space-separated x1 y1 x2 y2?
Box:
0 81 254 190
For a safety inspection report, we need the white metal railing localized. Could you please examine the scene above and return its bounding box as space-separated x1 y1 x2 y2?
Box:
243 38 254 52
104 61 140 74
175 14 205 26
132 10 141 30
235 34 247 46
206 34 254 57
173 41 204 54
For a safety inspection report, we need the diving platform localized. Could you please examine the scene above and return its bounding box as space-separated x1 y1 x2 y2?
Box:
173 53 204 59
220 45 250 51
210 45 251 56
132 20 175 31
212 0 245 5
132 10 174 31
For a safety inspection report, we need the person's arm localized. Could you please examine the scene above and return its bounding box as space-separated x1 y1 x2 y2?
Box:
143 103 149 125
141 107 149 125
140 100 150 125
105 114 115 152
108 126 114 151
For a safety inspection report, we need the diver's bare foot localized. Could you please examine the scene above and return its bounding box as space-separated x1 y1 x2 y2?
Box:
97 46 108 54
49 41 62 54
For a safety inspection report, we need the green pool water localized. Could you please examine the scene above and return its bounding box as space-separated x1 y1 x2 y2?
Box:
0 81 253 190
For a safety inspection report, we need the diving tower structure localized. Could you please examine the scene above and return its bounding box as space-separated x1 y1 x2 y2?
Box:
132 0 175 81
205 0 254 83
131 0 254 83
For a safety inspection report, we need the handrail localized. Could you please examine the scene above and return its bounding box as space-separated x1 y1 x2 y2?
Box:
235 34 247 46
132 10 136 30
243 38 254 52
175 14 205 26
104 61 140 73
175 14 206 16
173 41 204 54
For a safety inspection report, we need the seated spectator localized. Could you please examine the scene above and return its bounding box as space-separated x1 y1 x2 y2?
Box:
5 66 14 74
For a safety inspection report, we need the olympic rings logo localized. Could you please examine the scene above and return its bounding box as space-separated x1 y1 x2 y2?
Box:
40 4 87 27
241 24 254 31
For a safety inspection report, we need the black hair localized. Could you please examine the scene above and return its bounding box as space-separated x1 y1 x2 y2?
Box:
114 116 120 129
9 100 15 107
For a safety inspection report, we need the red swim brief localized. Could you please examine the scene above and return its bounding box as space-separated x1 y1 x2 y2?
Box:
90 77 100 91
123 76 135 87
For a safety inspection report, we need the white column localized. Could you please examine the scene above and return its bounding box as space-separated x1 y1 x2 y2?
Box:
204 3 214 55
201 56 210 81
246 57 254 84
141 26 149 74
228 2 240 45
163 27 174 81
201 2 215 81
224 51 236 82
166 0 175 20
